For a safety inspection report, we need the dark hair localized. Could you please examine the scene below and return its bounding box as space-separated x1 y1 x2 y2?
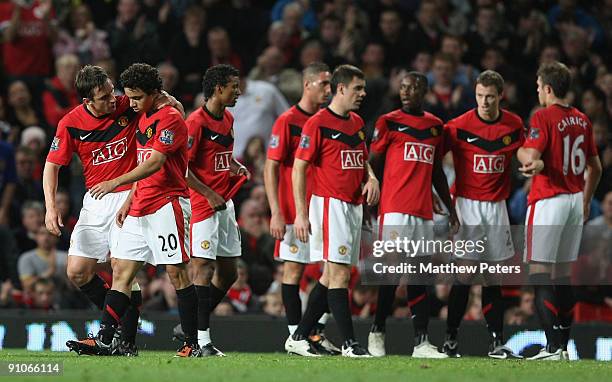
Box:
120 63 162 94
537 61 571 98
330 64 364 94
75 65 109 99
476 70 504 94
302 62 330 79
406 71 429 91
202 64 240 99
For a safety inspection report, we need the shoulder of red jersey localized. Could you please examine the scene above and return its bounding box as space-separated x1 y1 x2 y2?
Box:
349 111 365 125
157 105 185 123
185 107 205 124
501 109 524 126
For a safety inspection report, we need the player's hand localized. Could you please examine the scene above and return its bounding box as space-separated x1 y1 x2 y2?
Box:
270 212 286 240
45 207 64 236
519 159 544 177
294 213 310 243
448 209 460 235
89 180 119 200
235 165 251 180
362 177 380 206
206 191 227 211
432 194 446 215
116 202 131 228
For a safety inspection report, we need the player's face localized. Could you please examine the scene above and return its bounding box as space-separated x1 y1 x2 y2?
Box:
536 76 547 106
125 87 155 113
219 75 241 107
399 76 425 109
341 76 366 111
307 71 331 105
475 84 501 117
88 79 116 115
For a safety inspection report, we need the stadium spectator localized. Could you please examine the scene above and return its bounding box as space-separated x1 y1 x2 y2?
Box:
229 77 289 157
0 0 57 92
0 97 18 144
105 0 163 73
157 62 180 96
249 46 302 104
0 140 17 227
226 259 254 313
42 54 81 129
12 146 44 224
207 27 243 71
424 53 474 121
239 137 267 185
581 86 609 124
5 81 48 140
464 6 511 67
434 34 478 88
53 3 111 65
167 4 209 106
298 39 325 70
239 199 275 296
26 277 57 310
17 225 68 293
588 191 612 228
376 8 412 72
407 0 444 55
262 292 284 317
13 201 44 254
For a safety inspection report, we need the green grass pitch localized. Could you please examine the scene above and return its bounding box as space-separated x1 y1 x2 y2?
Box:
0 350 610 382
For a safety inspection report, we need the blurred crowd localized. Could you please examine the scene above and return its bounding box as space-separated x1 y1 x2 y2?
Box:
0 0 611 323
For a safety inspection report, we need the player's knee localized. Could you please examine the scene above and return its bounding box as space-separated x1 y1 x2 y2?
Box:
166 265 191 290
66 262 95 287
282 262 303 284
328 265 350 288
192 259 215 285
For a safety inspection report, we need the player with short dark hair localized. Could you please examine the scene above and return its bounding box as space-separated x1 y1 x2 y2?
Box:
285 64 379 357
264 62 340 354
441 70 528 359
45 64 171 356
518 61 601 360
184 64 249 356
367 71 458 358
66 63 201 357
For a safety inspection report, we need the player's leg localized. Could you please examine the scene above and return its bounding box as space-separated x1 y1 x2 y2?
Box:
525 197 567 360
367 284 395 356
443 259 473 357
286 264 328 357
282 260 305 336
166 262 200 356
66 256 108 309
190 257 216 350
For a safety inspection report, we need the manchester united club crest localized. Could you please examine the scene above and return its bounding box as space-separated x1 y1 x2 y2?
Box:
430 126 439 136
502 135 511 145
146 126 154 138
201 240 210 250
290 245 299 254
338 246 348 255
358 130 365 141
117 116 129 127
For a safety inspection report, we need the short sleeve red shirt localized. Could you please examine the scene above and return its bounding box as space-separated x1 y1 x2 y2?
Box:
129 106 189 217
523 104 597 204
186 106 240 223
295 108 368 204
444 109 525 202
266 105 314 222
46 96 138 192
371 109 444 219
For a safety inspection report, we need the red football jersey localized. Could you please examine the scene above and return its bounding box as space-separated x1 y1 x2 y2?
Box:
0 1 54 76
266 105 314 222
130 106 189 217
371 109 444 219
295 108 367 204
46 96 138 193
186 106 237 223
444 109 525 201
523 104 597 204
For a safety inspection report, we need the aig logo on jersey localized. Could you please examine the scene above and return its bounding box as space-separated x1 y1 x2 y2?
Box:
137 148 152 163
215 151 232 171
474 154 504 174
340 150 364 170
92 138 128 165
404 142 435 164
